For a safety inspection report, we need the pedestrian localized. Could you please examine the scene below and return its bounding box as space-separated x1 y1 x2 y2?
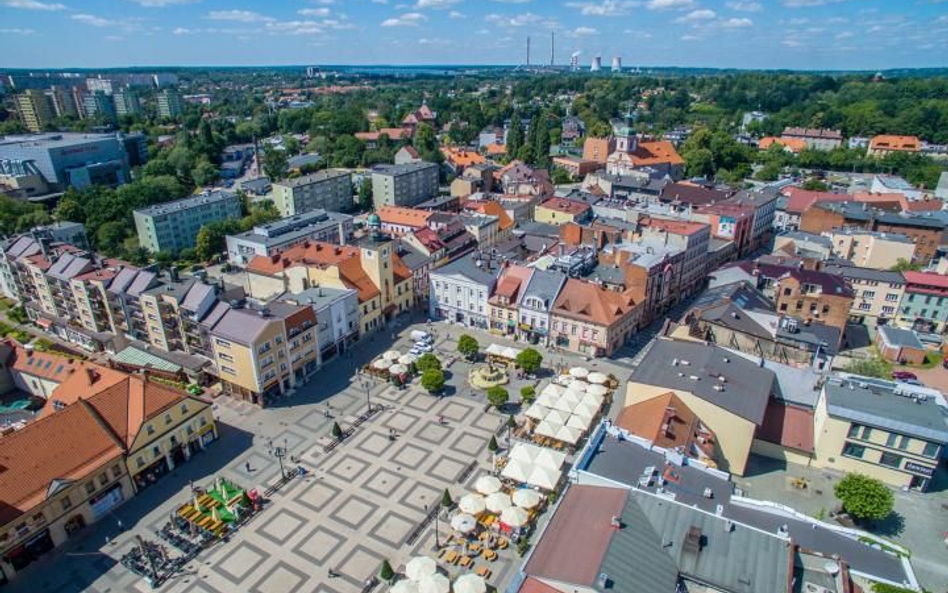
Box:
245 461 252 473
117 519 124 531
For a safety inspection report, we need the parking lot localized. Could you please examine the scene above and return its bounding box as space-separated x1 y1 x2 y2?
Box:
5 319 624 593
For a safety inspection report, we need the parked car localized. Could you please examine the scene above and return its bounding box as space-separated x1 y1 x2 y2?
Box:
892 371 918 381
413 342 433 353
409 347 424 356
411 330 432 343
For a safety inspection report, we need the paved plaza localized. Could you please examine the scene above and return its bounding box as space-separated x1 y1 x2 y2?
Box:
7 320 625 593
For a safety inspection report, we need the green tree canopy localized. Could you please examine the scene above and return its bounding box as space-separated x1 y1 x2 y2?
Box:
487 386 509 408
262 146 289 181
421 369 446 394
415 353 442 373
457 334 479 360
834 473 894 522
515 348 543 374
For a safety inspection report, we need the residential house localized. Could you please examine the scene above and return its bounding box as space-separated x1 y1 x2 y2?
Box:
441 147 486 176
534 198 591 226
897 271 948 332
517 269 567 346
271 170 353 217
582 136 616 165
278 286 360 364
550 278 640 357
376 206 434 237
867 135 921 157
823 228 916 270
820 265 905 326
394 145 421 165
487 264 533 337
693 202 755 256
429 256 497 329
781 127 843 150
875 326 928 365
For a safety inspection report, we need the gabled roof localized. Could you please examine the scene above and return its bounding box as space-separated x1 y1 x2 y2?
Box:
6 340 79 383
491 264 533 305
552 279 637 326
869 135 920 152
462 200 514 231
538 198 591 216
626 140 684 167
616 391 715 453
779 187 849 215
81 375 191 449
378 205 433 228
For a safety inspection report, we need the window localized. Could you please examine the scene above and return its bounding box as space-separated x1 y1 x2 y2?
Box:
842 442 865 459
822 305 830 314
879 452 902 468
98 473 108 487
858 302 872 311
147 425 155 435
886 433 897 448
112 464 122 479
153 446 161 458
164 413 172 425
214 338 231 348
882 306 895 315
860 426 872 440
847 424 862 438
897 435 910 450
885 293 899 302
180 404 188 414
136 457 145 468
783 288 791 296
85 482 95 495
221 366 236 375
923 442 940 458
863 291 875 299
61 496 72 511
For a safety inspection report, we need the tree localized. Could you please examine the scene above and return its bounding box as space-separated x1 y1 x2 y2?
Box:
358 178 374 212
551 168 572 185
441 488 453 508
331 421 343 439
379 560 394 583
506 113 524 160
515 348 543 374
534 113 551 168
53 196 85 223
834 473 894 522
191 158 218 187
262 146 289 181
890 258 922 273
520 385 536 403
845 357 891 379
802 177 829 191
487 435 499 452
415 353 442 373
487 386 509 409
457 334 479 361
421 369 445 394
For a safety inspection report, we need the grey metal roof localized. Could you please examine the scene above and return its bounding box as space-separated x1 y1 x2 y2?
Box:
580 430 911 586
230 210 351 247
371 161 437 177
513 221 560 239
143 278 195 301
877 326 925 351
779 231 831 247
181 282 215 312
134 190 239 217
521 269 566 312
273 169 350 188
127 270 157 297
630 339 774 424
827 227 913 243
47 253 90 281
288 153 321 169
396 244 431 270
210 307 274 345
431 256 497 287
280 286 356 310
824 379 948 443
107 267 139 295
820 264 904 285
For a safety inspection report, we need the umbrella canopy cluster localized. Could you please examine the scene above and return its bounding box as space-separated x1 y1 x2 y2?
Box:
401 556 486 593
501 442 566 490
525 383 604 444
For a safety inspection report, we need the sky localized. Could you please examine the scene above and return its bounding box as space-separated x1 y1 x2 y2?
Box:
0 0 946 70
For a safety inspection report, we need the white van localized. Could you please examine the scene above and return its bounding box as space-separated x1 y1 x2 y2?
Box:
411 330 432 343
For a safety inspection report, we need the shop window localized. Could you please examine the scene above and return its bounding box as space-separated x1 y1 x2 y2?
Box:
923 442 939 458
879 452 902 468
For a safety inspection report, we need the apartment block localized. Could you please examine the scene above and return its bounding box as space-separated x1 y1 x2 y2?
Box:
371 162 439 209
225 209 353 265
112 88 141 117
14 90 53 133
157 89 183 119
271 170 353 217
134 190 243 254
819 265 905 327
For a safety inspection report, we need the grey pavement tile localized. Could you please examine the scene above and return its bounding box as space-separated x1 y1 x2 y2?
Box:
296 479 342 514
435 400 477 423
360 467 408 499
293 524 346 567
414 421 453 447
249 560 309 593
397 482 442 513
333 544 387 590
325 453 372 483
266 428 310 453
448 431 489 457
380 409 423 434
365 510 419 548
255 507 308 546
424 454 469 484
210 540 269 585
354 430 398 459
328 494 379 530
390 442 430 471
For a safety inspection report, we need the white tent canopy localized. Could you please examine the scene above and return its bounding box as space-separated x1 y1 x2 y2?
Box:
586 383 608 396
525 403 551 420
566 413 592 431
535 392 557 408
389 364 408 375
502 443 566 490
507 442 567 470
551 397 573 413
485 492 512 513
569 367 589 378
418 574 450 593
454 574 487 593
540 383 564 398
544 408 570 425
527 465 560 490
587 371 609 385
383 350 401 361
486 344 522 360
500 458 531 482
535 420 560 439
392 580 420 593
555 374 574 386
372 359 392 370
555 425 582 445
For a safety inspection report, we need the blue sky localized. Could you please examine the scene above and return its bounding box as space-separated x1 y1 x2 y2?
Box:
1 0 946 70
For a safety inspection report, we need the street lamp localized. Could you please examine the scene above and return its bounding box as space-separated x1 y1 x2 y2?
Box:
267 437 289 480
425 503 440 549
361 377 373 413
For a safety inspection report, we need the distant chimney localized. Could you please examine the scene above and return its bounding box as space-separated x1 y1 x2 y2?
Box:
85 367 99 386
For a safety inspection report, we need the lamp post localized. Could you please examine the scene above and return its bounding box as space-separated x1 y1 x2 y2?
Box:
425 503 441 549
361 377 373 413
268 437 288 480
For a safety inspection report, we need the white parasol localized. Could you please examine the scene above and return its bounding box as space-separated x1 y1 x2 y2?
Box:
526 465 560 490
450 513 477 534
566 381 587 395
581 392 605 407
405 556 437 581
458 493 486 515
534 391 557 408
511 488 542 509
555 425 582 445
389 363 409 375
383 350 401 361
418 574 451 593
500 506 529 528
567 413 592 431
586 383 608 396
540 383 564 398
392 581 420 593
572 400 598 419
398 354 417 365
532 447 566 470
569 366 589 379
551 397 574 413
535 420 559 438
373 359 392 370
474 475 502 495
453 574 487 593
544 408 570 425
485 492 512 513
555 374 574 386
587 371 609 385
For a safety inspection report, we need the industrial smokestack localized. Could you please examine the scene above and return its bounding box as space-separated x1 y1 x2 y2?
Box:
612 56 622 72
591 54 602 72
527 36 531 67
550 31 555 66
570 51 581 71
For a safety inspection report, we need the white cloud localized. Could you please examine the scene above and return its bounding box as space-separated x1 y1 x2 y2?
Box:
647 0 694 10
565 1 641 16
0 27 37 34
418 37 452 45
448 10 464 18
783 0 852 6
675 8 715 22
298 7 330 16
719 17 752 27
380 12 427 26
71 13 115 26
725 1 761 11
172 26 193 34
485 11 556 27
371 0 388 3
1 0 65 10
414 0 459 7
206 10 274 23
680 33 701 40
490 0 533 3
835 30 853 38
568 26 599 36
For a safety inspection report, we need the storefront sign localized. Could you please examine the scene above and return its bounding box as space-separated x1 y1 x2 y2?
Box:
904 462 934 477
90 484 124 519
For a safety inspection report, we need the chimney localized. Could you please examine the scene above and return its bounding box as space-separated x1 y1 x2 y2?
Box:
85 367 99 386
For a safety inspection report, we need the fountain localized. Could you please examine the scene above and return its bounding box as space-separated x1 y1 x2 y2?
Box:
469 361 509 389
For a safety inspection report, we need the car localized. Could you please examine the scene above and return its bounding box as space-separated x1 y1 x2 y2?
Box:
892 371 918 382
413 342 433 353
409 347 423 356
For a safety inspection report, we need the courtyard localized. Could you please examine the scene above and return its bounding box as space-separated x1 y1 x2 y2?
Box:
5 319 628 593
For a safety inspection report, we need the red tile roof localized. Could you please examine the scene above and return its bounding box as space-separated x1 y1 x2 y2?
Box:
756 399 814 453
538 198 591 216
552 279 637 326
869 135 920 153
627 140 684 166
616 392 716 453
759 137 807 153
903 271 948 290
378 206 434 228
780 187 849 215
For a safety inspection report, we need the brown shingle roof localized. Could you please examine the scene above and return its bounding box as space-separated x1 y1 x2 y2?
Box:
378 206 433 228
538 198 590 216
756 399 814 453
615 392 715 453
552 279 637 326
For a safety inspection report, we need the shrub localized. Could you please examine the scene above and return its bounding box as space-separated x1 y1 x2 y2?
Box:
520 385 536 402
834 473 894 522
331 422 343 439
488 435 499 452
379 560 394 582
441 488 453 508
